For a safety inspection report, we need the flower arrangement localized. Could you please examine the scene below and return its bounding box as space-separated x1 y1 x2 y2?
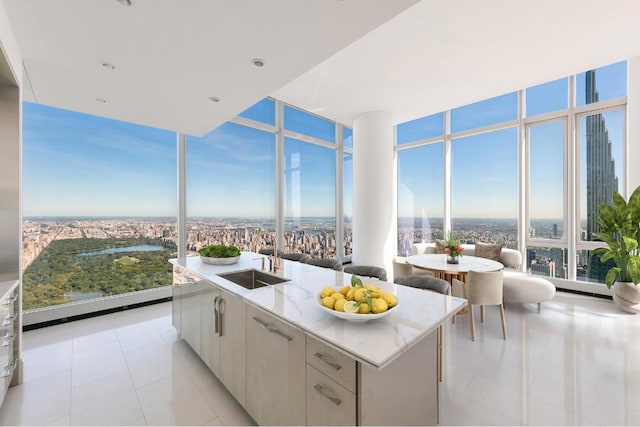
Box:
444 231 463 262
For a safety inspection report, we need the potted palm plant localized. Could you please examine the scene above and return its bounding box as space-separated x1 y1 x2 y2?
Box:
594 186 640 313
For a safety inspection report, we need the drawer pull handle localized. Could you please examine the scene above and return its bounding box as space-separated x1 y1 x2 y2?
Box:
2 315 16 326
1 359 17 378
252 317 293 342
2 296 17 306
314 384 341 406
314 352 341 371
2 334 14 347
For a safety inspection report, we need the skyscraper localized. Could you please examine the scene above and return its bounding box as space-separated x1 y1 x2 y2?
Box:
585 69 619 281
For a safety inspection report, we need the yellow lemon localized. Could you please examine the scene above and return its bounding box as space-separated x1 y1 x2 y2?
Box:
321 286 336 298
382 293 397 308
346 289 355 301
339 285 351 296
334 299 347 312
331 292 345 301
322 296 336 309
364 284 377 291
358 302 370 314
369 291 382 298
371 298 389 314
343 301 359 313
354 288 365 302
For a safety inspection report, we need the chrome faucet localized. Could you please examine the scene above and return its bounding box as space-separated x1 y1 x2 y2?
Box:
269 234 280 273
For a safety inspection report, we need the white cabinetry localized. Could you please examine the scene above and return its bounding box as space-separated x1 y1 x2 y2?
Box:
201 287 246 406
245 304 306 426
305 336 356 426
0 282 19 405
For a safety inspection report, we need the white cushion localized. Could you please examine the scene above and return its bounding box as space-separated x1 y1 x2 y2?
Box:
411 242 522 267
503 270 556 303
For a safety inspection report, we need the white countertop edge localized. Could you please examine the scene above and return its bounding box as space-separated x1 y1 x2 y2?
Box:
170 253 467 369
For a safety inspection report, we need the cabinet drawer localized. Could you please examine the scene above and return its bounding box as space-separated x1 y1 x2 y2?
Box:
306 364 356 426
306 336 356 393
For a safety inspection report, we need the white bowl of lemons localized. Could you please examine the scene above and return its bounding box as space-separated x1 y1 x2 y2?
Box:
317 276 398 322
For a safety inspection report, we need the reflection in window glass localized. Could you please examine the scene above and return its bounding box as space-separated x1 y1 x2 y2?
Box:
451 92 517 133
529 121 565 239
343 127 353 148
451 128 518 249
22 102 177 310
238 98 275 125
284 105 335 142
344 152 353 256
186 123 276 254
576 61 627 106
579 109 623 284
397 143 444 256
527 246 568 279
397 113 444 145
526 78 568 116
284 138 336 258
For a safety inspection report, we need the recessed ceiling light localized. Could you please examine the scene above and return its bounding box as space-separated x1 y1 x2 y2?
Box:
251 58 265 68
101 62 116 70
116 0 132 6
96 98 107 104
208 96 220 103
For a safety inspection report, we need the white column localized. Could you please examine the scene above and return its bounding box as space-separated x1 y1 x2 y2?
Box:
352 112 396 277
627 56 640 194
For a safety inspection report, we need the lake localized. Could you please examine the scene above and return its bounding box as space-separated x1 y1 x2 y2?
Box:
77 244 165 256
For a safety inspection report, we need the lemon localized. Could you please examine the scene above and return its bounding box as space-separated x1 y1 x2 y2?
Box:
382 293 397 308
358 302 370 314
321 296 336 309
343 301 359 313
331 292 345 301
371 298 388 314
334 299 347 312
321 286 336 298
364 284 377 291
369 291 382 298
339 285 351 296
346 289 355 301
353 288 365 302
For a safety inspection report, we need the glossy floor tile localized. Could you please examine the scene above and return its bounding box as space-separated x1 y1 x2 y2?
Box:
0 292 639 425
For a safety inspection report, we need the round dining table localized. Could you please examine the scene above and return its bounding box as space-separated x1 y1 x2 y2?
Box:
406 253 504 284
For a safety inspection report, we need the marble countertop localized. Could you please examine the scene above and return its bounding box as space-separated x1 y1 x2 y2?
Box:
171 252 466 369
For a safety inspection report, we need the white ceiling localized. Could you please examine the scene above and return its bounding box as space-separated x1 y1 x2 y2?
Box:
1 0 418 136
275 0 640 126
3 0 640 134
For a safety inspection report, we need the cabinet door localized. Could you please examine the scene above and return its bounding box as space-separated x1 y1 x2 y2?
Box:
246 305 306 426
306 365 356 426
200 285 220 374
181 277 203 354
219 289 246 407
172 283 182 334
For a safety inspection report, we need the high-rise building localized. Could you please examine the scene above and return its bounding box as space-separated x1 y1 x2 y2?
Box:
585 70 619 281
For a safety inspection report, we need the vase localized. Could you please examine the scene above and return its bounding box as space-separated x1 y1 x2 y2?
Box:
447 255 459 264
612 281 640 314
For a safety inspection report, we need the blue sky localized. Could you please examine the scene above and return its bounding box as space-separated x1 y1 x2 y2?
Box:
24 61 626 219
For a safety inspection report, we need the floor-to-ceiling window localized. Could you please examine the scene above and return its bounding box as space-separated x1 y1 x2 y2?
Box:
343 128 353 256
396 60 628 293
186 122 276 254
22 102 177 310
396 114 444 255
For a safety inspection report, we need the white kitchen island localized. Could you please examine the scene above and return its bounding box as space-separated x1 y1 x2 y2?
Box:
171 252 466 426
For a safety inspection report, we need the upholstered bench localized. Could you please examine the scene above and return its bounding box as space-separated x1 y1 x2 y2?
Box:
411 243 556 306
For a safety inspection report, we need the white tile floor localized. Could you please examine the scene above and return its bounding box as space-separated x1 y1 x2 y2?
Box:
0 291 639 426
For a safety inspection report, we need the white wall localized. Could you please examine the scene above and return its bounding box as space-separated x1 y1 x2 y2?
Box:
627 56 640 194
0 2 22 86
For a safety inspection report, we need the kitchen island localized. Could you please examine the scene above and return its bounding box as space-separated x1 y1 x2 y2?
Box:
171 252 466 426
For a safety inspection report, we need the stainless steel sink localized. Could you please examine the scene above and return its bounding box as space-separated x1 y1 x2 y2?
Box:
217 269 289 290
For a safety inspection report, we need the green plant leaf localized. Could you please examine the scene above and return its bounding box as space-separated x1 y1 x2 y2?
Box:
351 274 363 287
599 250 616 263
622 236 639 252
605 267 621 289
628 256 640 285
364 290 372 308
